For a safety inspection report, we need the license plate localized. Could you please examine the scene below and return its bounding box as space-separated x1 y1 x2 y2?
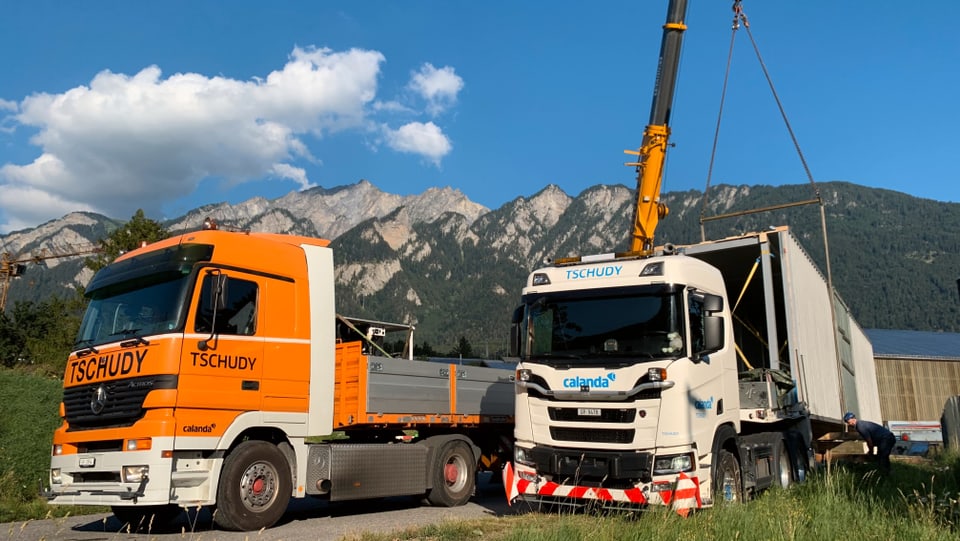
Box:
79 457 95 468
578 408 601 417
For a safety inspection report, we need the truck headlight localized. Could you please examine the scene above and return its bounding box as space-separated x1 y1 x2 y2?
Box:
514 447 535 467
122 466 149 483
653 452 694 475
647 367 666 382
50 468 62 484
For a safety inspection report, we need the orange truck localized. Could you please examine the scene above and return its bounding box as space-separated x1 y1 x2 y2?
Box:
46 220 514 531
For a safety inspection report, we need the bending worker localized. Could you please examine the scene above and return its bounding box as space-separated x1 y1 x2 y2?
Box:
844 411 897 475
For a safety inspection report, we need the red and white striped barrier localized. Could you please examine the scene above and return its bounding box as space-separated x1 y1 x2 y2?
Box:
504 463 702 514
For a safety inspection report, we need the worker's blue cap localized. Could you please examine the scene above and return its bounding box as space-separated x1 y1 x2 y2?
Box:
843 412 855 422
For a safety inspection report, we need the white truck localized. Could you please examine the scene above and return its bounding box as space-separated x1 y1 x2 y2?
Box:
504 0 880 511
505 227 881 510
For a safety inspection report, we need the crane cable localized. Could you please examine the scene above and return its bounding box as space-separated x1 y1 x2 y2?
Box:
699 1 844 417
699 0 822 235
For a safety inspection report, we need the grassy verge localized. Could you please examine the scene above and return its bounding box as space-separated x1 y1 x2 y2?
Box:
0 368 103 523
347 452 960 541
3 365 958 539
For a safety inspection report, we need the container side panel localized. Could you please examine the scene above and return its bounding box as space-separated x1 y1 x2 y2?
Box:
849 316 882 421
779 231 843 421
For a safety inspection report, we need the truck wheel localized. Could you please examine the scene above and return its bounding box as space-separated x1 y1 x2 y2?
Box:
785 431 809 482
111 504 180 532
426 440 476 507
714 450 742 504
777 439 793 488
213 440 292 531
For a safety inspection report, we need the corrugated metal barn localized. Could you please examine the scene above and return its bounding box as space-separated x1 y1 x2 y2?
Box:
865 329 960 421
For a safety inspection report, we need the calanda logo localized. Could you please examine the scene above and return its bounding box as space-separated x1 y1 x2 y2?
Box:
562 373 616 389
182 423 217 433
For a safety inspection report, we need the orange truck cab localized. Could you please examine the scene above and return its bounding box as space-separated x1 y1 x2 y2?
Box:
48 221 514 531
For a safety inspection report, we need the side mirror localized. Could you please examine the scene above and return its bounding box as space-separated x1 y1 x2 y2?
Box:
509 305 523 357
211 273 229 311
701 316 723 355
200 272 229 351
703 293 723 312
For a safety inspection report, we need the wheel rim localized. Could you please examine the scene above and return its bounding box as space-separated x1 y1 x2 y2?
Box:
721 473 737 502
719 455 739 503
779 447 792 488
239 461 279 511
445 454 469 491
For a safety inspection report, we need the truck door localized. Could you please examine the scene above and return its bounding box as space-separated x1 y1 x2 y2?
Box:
176 269 266 431
677 290 730 456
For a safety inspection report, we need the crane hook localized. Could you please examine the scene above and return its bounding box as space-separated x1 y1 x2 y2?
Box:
732 0 749 30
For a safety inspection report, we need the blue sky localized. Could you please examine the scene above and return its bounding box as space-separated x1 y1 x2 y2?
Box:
1 1 958 233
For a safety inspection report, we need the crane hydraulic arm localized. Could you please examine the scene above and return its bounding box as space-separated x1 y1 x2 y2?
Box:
0 247 100 311
625 0 688 254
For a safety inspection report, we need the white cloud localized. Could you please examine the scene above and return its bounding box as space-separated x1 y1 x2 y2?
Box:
0 98 17 134
383 122 452 166
0 47 461 232
408 63 463 117
0 170 96 232
372 100 414 114
270 163 315 191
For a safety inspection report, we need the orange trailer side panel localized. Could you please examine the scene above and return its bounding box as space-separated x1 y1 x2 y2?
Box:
333 341 366 428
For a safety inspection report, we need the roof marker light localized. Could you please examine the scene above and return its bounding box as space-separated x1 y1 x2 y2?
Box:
640 262 664 277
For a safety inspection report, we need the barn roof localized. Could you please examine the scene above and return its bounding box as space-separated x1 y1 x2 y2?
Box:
865 329 960 360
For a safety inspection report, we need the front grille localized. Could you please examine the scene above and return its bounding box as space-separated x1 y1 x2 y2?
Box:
530 445 653 483
548 407 636 423
74 471 121 483
634 388 661 400
63 374 177 430
78 440 123 453
550 427 635 444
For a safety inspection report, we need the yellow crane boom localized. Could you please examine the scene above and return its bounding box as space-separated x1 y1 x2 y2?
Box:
625 0 688 255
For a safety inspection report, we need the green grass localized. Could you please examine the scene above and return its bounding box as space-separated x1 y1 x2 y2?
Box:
346 453 960 541
0 367 101 523
3 365 959 540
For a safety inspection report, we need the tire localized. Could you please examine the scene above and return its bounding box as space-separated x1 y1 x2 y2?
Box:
713 449 743 504
785 431 809 483
776 439 793 489
213 440 292 531
111 504 181 532
426 440 476 507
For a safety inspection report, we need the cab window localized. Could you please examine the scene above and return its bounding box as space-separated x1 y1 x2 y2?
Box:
195 275 259 336
688 292 706 355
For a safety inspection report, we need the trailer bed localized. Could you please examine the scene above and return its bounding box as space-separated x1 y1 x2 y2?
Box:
333 341 515 429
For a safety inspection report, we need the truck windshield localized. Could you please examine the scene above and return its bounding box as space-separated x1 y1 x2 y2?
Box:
75 244 212 348
522 284 684 366
76 274 193 347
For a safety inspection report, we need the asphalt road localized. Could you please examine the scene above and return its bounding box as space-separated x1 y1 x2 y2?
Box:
2 475 517 541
